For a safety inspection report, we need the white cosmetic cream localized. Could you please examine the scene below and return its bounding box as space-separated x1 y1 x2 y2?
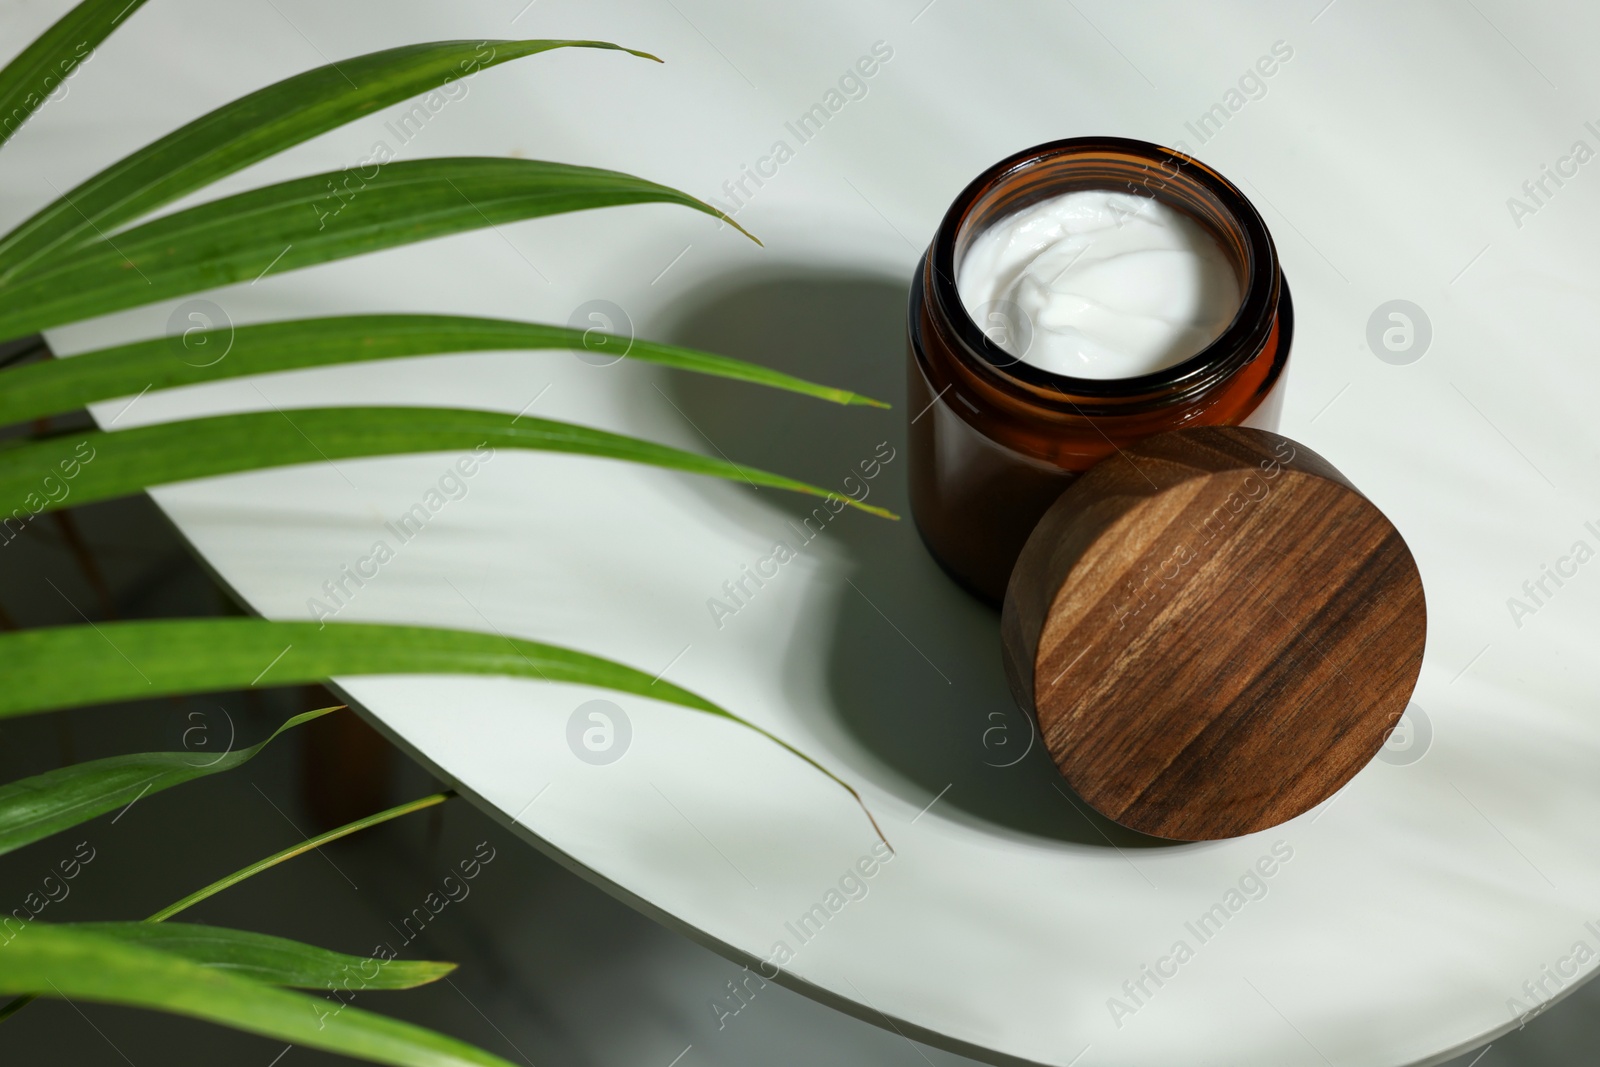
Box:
956 189 1241 379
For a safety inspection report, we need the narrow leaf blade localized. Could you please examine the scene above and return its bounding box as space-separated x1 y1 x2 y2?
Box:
0 40 653 276
0 0 148 152
0 314 886 427
66 923 453 991
0 924 518 1067
149 793 453 924
0 620 886 847
0 406 894 520
0 619 721 723
0 707 338 858
0 158 753 340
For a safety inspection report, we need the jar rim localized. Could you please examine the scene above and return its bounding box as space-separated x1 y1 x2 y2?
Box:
929 135 1282 404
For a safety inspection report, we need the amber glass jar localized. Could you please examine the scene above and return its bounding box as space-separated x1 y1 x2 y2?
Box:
907 136 1292 603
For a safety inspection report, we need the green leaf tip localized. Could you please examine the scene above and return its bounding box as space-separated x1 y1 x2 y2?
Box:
715 210 762 246
513 39 661 63
853 501 899 520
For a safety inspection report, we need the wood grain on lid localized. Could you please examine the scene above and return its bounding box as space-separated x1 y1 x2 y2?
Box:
1001 427 1426 840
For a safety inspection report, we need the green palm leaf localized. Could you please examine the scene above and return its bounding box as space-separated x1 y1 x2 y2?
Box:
0 314 885 427
0 158 753 341
0 792 457 1025
0 619 722 722
0 620 887 846
0 706 339 858
0 4 901 1063
0 39 653 277
0 0 148 153
64 923 454 991
0 406 892 520
0 924 520 1067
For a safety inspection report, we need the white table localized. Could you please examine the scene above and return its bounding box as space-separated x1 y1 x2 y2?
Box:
7 1 1598 1063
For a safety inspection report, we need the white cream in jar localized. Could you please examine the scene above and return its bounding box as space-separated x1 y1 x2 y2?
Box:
956 189 1241 379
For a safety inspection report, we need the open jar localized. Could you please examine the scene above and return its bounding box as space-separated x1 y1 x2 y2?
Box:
907 136 1293 603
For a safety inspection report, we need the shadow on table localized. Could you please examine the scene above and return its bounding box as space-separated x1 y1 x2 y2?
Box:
656 265 1180 851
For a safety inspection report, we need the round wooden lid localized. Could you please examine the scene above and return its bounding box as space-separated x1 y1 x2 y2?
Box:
1001 427 1426 841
